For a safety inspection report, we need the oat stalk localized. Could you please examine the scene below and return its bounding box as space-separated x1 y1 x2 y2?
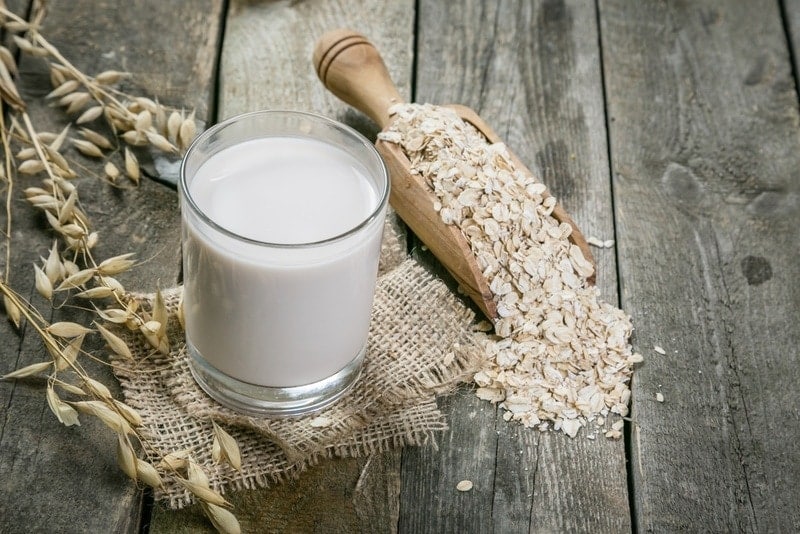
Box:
0 4 235 533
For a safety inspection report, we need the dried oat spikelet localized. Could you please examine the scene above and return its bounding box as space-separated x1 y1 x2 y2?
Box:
203 503 241 534
18 159 45 175
43 246 62 283
158 449 190 471
136 459 162 489
46 79 79 99
72 400 133 434
95 322 133 360
113 399 143 427
116 433 138 481
57 267 96 290
80 127 113 149
95 306 132 324
84 377 112 399
76 105 104 124
0 45 17 75
34 264 53 299
167 111 182 142
117 438 161 487
60 92 92 115
211 421 242 471
179 110 197 151
47 321 92 338
0 50 25 110
124 147 140 183
2 360 52 380
94 70 128 85
97 253 136 275
72 138 103 158
12 35 48 57
74 286 115 299
2 295 21 328
55 335 83 371
104 161 120 182
46 385 81 426
179 478 229 507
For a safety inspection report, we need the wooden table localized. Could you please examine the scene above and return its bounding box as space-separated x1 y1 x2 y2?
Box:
1 1 799 532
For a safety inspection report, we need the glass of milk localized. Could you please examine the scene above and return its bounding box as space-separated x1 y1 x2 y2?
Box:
179 110 389 416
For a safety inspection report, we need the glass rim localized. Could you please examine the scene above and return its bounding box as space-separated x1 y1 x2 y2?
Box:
179 109 390 249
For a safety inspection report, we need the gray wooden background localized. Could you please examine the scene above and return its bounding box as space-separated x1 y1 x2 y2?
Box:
0 0 798 532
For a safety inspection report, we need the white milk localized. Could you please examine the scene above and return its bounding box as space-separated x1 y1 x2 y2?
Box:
182 136 386 388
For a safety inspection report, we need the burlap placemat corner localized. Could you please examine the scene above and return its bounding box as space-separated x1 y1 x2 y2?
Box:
109 217 483 508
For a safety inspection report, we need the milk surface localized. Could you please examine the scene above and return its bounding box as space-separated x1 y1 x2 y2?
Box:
189 137 378 243
182 136 385 388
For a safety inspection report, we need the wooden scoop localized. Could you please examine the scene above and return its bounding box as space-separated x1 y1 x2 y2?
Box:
313 29 594 320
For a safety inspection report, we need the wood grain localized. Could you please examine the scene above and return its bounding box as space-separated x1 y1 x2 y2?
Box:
400 1 629 532
149 1 413 531
600 0 800 531
0 1 223 532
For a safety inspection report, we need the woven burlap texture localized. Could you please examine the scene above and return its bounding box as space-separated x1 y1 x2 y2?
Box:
110 217 484 509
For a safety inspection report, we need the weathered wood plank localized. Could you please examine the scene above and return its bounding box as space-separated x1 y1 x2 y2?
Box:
782 0 800 78
400 1 629 532
0 1 223 532
149 0 413 532
599 0 800 531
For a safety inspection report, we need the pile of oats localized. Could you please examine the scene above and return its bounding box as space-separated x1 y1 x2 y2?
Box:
379 103 642 439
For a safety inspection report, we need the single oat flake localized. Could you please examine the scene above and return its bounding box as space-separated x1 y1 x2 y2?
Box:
380 103 641 439
456 480 474 492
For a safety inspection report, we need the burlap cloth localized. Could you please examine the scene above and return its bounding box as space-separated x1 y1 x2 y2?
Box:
110 215 485 509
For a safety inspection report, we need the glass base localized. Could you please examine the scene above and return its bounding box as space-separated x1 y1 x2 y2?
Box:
187 343 365 417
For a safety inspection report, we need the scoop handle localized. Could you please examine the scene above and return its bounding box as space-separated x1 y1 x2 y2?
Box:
313 29 403 129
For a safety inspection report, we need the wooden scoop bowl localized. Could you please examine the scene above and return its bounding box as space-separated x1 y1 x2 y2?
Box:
313 29 594 320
